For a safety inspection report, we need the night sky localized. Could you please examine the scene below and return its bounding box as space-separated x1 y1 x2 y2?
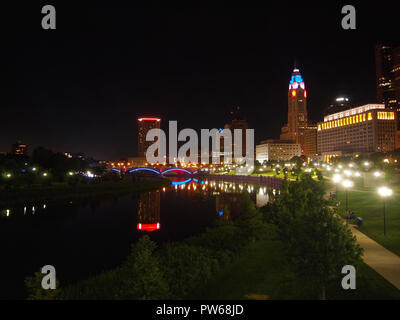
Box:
1 3 399 160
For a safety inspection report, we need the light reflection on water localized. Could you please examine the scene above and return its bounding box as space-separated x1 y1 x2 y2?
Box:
0 178 277 299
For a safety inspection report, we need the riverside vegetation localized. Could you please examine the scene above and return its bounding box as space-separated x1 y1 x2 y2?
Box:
25 175 400 300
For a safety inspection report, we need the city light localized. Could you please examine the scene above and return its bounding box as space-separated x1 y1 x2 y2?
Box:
378 187 393 237
378 186 393 198
344 170 352 177
374 171 382 178
332 174 342 184
342 180 354 189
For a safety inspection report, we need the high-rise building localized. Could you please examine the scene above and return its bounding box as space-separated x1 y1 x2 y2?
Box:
221 106 249 159
137 117 161 158
317 104 398 162
304 124 318 157
12 141 27 155
376 44 400 112
280 67 308 155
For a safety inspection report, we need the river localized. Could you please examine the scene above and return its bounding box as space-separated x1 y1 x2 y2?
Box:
0 177 278 299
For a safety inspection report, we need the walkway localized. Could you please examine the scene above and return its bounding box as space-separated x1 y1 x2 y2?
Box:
325 184 400 290
349 225 400 290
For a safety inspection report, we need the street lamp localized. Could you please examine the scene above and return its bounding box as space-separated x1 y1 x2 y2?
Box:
378 187 393 237
332 174 342 195
342 179 354 214
374 171 382 178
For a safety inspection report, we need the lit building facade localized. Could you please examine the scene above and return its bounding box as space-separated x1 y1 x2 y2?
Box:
137 117 161 158
304 125 318 157
280 67 309 155
12 141 27 155
256 140 301 163
317 104 398 162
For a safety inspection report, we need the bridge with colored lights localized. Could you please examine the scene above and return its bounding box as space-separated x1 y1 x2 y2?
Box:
111 167 202 176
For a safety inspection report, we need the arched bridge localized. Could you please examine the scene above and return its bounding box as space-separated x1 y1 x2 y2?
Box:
111 167 202 176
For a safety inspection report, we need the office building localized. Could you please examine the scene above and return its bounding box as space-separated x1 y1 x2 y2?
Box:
376 44 400 112
137 117 161 158
12 141 27 155
317 104 398 162
220 106 249 160
304 125 318 157
256 140 301 163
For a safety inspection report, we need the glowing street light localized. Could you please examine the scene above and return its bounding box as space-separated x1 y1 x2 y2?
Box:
378 187 393 236
332 174 342 194
374 171 382 178
344 170 352 177
342 179 354 213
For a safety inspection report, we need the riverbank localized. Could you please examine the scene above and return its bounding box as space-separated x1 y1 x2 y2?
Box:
195 231 400 300
0 178 170 206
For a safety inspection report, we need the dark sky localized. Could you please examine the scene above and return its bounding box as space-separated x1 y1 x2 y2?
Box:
1 2 399 160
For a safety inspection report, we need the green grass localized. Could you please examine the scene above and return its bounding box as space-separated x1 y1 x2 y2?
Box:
336 186 400 256
194 232 400 300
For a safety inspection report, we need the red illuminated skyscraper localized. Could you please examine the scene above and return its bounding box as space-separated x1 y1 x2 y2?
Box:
137 117 161 157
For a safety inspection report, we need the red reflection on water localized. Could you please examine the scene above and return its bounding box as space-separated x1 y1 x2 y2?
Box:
137 223 161 232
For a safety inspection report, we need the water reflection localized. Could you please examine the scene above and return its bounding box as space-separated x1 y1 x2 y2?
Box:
135 178 276 232
256 187 269 208
137 190 161 232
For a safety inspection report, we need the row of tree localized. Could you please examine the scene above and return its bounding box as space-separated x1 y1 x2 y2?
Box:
0 147 109 187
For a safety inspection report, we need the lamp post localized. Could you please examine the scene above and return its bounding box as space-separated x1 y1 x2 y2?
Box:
378 187 393 237
332 174 342 195
342 179 354 217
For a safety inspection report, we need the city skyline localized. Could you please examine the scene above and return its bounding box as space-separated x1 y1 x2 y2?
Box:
2 4 399 160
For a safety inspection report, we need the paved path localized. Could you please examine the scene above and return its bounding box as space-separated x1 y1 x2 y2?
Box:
349 225 400 290
325 184 400 290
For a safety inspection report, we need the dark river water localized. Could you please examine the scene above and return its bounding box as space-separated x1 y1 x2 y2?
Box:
0 178 273 299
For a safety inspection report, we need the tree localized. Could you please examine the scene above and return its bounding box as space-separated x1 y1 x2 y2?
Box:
271 175 363 299
25 270 60 300
122 236 169 299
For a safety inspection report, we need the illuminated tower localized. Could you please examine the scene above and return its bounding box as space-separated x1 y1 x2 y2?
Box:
280 66 308 154
137 117 161 158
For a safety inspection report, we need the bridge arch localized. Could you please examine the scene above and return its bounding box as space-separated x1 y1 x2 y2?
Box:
161 168 193 175
128 168 161 175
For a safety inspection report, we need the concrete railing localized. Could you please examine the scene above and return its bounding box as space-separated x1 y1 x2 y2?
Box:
204 174 283 189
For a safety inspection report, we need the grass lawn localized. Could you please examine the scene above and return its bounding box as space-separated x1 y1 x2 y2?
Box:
335 186 400 256
194 230 400 300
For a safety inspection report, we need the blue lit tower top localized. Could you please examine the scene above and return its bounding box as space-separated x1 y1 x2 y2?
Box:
289 68 305 91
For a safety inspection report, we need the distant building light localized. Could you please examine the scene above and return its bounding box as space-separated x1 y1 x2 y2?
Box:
138 117 161 122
